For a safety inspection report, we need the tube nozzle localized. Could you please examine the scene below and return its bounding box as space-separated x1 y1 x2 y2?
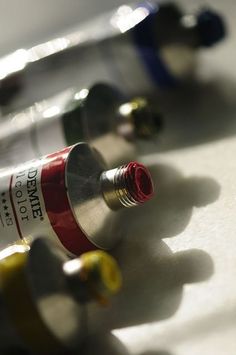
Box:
118 98 162 140
101 161 154 210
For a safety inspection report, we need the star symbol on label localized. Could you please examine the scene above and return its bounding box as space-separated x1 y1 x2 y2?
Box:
3 206 8 210
2 199 6 204
1 192 5 197
5 212 9 217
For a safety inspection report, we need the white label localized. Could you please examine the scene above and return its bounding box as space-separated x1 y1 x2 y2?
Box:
0 158 61 251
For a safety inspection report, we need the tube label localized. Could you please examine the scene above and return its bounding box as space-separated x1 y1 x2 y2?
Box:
0 145 97 255
0 156 58 251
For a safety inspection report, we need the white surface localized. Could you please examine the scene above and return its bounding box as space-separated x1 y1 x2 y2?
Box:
0 1 235 354
85 1 236 354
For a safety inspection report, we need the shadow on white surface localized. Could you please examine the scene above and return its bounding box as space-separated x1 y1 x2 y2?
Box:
95 242 214 330
121 163 221 240
140 352 171 355
81 332 171 355
87 163 219 331
146 76 236 152
81 333 129 354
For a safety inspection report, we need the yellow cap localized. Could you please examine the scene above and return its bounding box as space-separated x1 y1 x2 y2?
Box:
80 250 122 305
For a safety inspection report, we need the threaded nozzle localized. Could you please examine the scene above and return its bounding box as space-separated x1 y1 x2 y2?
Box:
118 98 162 140
101 162 154 210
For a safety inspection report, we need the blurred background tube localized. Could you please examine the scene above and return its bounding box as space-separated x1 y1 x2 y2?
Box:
0 1 226 113
0 83 162 168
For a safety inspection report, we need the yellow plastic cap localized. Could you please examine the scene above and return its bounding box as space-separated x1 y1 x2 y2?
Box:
80 250 122 304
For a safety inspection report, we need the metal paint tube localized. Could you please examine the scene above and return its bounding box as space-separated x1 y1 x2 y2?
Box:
0 142 154 255
0 1 226 112
0 83 161 168
0 238 122 353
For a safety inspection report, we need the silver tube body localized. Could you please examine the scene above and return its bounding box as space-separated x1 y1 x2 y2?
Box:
0 1 197 113
0 84 135 168
0 143 136 255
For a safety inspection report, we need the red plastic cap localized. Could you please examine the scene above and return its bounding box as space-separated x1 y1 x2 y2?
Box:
124 162 154 204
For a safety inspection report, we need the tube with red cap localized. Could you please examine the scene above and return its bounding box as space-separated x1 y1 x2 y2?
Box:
0 142 154 255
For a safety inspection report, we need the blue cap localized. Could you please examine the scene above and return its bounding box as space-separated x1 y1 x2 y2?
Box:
197 9 226 47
